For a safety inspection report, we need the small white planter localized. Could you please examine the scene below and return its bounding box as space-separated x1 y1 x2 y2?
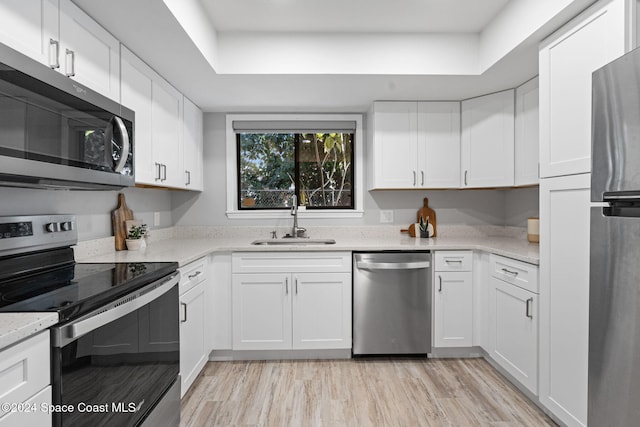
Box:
125 239 143 251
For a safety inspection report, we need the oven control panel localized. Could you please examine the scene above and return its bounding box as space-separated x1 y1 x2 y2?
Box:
0 215 77 255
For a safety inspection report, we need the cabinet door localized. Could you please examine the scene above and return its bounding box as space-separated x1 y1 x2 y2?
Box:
0 0 58 67
539 0 626 178
490 278 538 394
183 96 204 191
515 77 539 186
370 102 418 189
121 47 156 185
461 90 515 188
417 102 461 188
152 76 184 188
58 0 120 101
0 385 52 427
539 173 590 426
433 271 473 347
292 272 351 350
232 273 292 350
180 282 207 397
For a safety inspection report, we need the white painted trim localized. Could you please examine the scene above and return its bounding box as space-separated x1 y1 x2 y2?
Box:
225 113 364 219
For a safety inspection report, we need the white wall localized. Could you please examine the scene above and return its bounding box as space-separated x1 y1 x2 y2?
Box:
171 112 539 228
0 186 173 241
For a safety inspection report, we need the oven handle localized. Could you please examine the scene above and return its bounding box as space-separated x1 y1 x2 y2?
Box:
52 272 179 348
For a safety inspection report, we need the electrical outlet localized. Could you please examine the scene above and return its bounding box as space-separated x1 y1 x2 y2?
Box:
379 210 394 224
153 212 160 226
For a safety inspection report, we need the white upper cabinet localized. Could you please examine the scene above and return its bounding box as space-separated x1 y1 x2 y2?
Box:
183 97 204 191
369 101 460 189
121 46 185 189
539 0 626 178
0 0 58 66
0 0 120 102
461 90 515 188
515 77 539 186
417 102 461 188
58 0 120 101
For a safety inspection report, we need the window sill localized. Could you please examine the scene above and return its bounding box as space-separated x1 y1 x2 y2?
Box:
226 210 364 220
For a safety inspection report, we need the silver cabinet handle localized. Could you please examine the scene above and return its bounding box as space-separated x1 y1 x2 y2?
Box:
49 39 60 69
161 164 167 181
155 163 162 181
181 302 188 323
65 49 75 77
421 171 424 186
464 170 468 186
501 268 519 276
188 271 202 280
185 170 191 186
526 298 533 318
438 275 442 292
413 171 417 186
445 259 463 264
295 277 298 295
285 277 289 295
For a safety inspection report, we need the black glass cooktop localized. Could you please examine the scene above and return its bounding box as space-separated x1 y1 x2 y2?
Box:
0 248 178 322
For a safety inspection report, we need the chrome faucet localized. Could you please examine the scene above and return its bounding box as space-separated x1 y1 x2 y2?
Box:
285 194 306 238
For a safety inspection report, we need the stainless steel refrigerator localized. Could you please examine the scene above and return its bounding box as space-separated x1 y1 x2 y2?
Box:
590 46 640 426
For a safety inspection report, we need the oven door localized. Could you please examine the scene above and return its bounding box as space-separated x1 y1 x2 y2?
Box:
50 273 180 427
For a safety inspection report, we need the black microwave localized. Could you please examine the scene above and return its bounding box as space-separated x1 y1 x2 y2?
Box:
0 43 134 190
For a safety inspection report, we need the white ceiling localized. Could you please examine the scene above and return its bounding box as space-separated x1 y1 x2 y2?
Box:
73 0 593 112
202 0 511 33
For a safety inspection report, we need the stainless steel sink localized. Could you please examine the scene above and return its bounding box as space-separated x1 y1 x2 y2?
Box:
251 238 336 245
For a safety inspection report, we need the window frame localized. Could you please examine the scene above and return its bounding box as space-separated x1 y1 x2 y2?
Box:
226 113 364 219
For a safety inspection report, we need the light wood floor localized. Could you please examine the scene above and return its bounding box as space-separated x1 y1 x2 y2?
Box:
180 358 556 427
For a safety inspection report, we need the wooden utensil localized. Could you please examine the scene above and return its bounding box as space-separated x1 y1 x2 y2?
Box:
400 224 417 237
416 197 437 237
112 193 134 251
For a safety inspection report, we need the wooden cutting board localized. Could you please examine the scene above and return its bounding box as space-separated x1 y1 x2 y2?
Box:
112 193 134 251
416 197 437 237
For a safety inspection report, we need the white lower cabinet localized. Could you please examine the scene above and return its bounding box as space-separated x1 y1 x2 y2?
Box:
179 257 209 397
433 251 473 348
232 252 352 351
0 331 51 427
488 254 539 395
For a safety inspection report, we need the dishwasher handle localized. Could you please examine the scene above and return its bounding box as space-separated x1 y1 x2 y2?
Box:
356 259 430 270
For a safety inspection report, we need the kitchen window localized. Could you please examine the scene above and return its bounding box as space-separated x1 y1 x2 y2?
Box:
226 114 364 219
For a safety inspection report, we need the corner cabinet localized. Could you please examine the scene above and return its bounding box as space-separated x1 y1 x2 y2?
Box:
231 252 352 351
461 90 515 188
179 257 209 398
433 251 473 348
488 254 539 395
0 0 120 102
539 0 626 178
515 77 539 186
368 101 460 189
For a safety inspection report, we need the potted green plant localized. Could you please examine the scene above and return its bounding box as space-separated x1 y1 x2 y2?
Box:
125 224 147 251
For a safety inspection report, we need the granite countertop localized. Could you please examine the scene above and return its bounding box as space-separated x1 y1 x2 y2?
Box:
0 312 58 351
75 225 539 266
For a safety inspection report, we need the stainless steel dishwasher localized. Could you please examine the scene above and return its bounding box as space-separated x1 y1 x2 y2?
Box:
353 252 432 356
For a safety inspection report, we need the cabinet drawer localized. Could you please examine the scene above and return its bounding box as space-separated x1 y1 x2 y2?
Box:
232 252 352 274
0 385 51 427
179 257 207 295
490 254 538 293
0 331 50 419
434 251 473 271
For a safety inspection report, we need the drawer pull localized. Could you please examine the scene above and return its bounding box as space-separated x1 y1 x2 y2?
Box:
445 259 463 264
526 298 533 318
501 267 519 276
438 275 442 292
188 271 202 280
